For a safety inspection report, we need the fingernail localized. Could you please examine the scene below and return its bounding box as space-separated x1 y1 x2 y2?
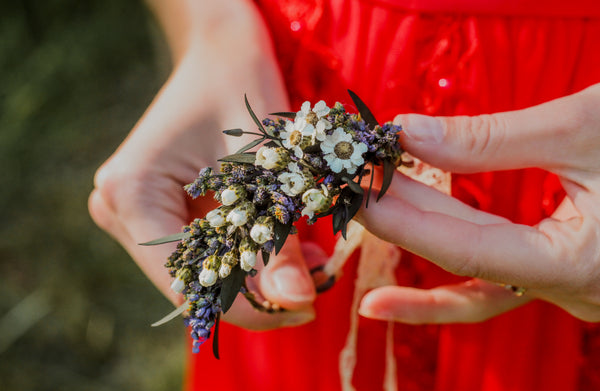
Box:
272 265 315 303
401 114 444 144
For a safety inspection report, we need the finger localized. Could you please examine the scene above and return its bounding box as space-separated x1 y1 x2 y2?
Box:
385 170 509 225
395 88 586 173
356 191 558 287
358 279 530 324
222 289 315 330
258 235 318 310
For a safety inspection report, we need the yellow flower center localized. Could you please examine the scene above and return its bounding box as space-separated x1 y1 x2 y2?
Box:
334 141 354 159
306 112 318 125
290 130 303 146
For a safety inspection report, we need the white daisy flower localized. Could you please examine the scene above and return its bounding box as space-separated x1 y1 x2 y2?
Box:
250 216 274 244
320 127 368 174
280 119 315 158
278 162 307 196
296 100 332 142
227 207 249 227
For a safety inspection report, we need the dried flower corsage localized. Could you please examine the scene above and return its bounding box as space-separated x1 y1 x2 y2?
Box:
142 91 403 358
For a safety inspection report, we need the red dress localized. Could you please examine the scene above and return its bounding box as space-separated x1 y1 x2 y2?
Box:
187 1 600 390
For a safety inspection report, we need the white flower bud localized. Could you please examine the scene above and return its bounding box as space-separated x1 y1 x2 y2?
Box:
206 208 226 227
199 268 218 287
170 276 185 293
218 263 232 279
240 251 257 271
301 186 331 218
250 224 273 244
255 146 289 170
227 208 249 227
221 189 239 206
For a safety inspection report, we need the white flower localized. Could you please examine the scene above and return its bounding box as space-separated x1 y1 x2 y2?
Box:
280 119 315 158
221 189 239 206
170 276 185 293
240 251 257 271
206 208 226 227
255 146 289 170
227 207 250 227
278 162 307 196
320 127 368 174
250 219 273 244
199 268 218 287
296 100 332 141
301 185 331 218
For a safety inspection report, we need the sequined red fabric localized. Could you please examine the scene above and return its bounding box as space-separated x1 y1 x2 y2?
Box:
187 1 600 390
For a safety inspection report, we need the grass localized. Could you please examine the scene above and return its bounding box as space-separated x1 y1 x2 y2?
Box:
0 1 185 389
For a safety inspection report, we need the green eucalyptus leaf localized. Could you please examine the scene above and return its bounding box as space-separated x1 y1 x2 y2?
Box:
342 176 364 194
261 250 270 267
223 128 244 137
151 299 190 327
269 111 296 120
220 266 246 314
218 152 257 164
212 312 221 360
377 159 396 201
273 220 293 255
236 137 265 154
341 204 349 239
139 232 192 246
347 89 379 129
245 94 266 134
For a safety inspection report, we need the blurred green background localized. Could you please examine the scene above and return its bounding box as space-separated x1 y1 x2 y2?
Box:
0 1 186 389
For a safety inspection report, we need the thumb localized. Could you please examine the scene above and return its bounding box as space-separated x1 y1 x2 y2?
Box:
258 235 317 310
395 88 587 173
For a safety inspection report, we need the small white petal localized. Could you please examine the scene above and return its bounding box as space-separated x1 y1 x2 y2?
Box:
221 189 238 206
250 224 273 244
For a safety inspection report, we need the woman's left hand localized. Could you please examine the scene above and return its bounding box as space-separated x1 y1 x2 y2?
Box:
356 84 600 323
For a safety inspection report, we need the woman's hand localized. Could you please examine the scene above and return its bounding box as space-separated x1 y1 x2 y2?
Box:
89 0 317 330
357 84 600 323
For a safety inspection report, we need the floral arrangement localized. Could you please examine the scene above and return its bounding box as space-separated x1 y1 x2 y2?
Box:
142 91 403 358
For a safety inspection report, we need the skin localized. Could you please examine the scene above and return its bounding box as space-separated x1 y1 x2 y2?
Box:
88 0 321 330
356 83 600 324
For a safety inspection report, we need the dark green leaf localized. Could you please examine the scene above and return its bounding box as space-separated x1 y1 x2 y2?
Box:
261 250 270 267
347 89 379 129
218 152 256 164
273 220 293 255
269 111 296 119
150 299 190 327
220 266 246 314
342 176 364 194
236 137 265 154
212 312 221 360
377 159 396 201
139 232 191 246
223 128 244 137
346 191 364 223
341 204 349 239
332 207 345 235
264 140 283 148
245 94 266 134
365 162 375 208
